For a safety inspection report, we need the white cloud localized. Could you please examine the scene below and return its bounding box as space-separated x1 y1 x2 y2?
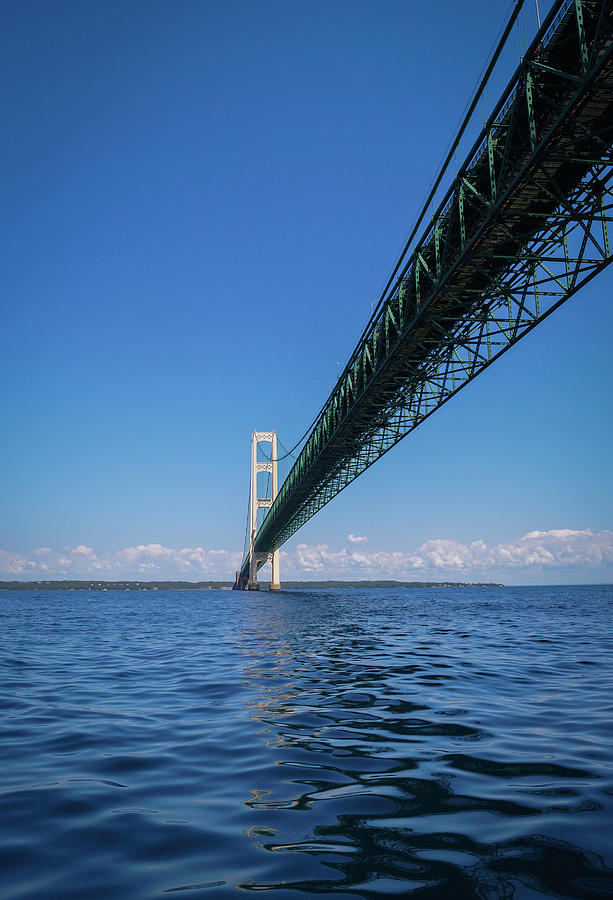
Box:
347 534 368 543
523 528 591 540
282 529 613 581
0 550 28 574
0 529 611 582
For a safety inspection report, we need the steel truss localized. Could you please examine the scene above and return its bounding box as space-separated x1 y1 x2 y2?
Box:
241 0 613 577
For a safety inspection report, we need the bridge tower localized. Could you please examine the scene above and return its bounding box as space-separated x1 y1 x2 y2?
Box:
235 430 281 591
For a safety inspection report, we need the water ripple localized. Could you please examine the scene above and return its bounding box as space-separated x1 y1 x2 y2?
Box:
1 585 612 898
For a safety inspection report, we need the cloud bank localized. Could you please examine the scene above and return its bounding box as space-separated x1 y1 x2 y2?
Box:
1 529 612 583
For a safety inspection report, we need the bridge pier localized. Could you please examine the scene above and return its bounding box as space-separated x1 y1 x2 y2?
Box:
270 550 281 592
234 571 248 590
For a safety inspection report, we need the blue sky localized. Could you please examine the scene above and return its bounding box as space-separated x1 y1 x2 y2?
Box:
2 0 612 584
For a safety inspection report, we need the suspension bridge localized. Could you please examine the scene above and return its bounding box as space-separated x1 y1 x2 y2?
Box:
234 0 613 590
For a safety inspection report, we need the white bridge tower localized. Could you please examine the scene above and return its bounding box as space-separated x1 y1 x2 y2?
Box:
245 430 281 591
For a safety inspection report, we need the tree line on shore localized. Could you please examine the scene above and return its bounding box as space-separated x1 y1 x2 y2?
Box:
0 579 503 590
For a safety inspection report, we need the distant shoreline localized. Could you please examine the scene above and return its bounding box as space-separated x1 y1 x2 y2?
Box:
0 580 504 591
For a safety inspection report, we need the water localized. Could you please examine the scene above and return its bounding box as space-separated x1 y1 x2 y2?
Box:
1 585 612 899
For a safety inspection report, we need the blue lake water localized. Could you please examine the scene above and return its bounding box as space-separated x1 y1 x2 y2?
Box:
1 585 612 898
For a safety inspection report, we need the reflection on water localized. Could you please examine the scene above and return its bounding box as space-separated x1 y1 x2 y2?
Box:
237 588 613 897
0 585 612 898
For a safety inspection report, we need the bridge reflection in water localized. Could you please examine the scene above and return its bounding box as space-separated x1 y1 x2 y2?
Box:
233 588 613 896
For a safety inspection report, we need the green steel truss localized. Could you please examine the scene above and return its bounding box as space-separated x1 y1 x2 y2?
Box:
241 0 613 577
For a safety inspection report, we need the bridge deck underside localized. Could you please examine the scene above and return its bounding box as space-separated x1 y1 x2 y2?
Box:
241 0 613 578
